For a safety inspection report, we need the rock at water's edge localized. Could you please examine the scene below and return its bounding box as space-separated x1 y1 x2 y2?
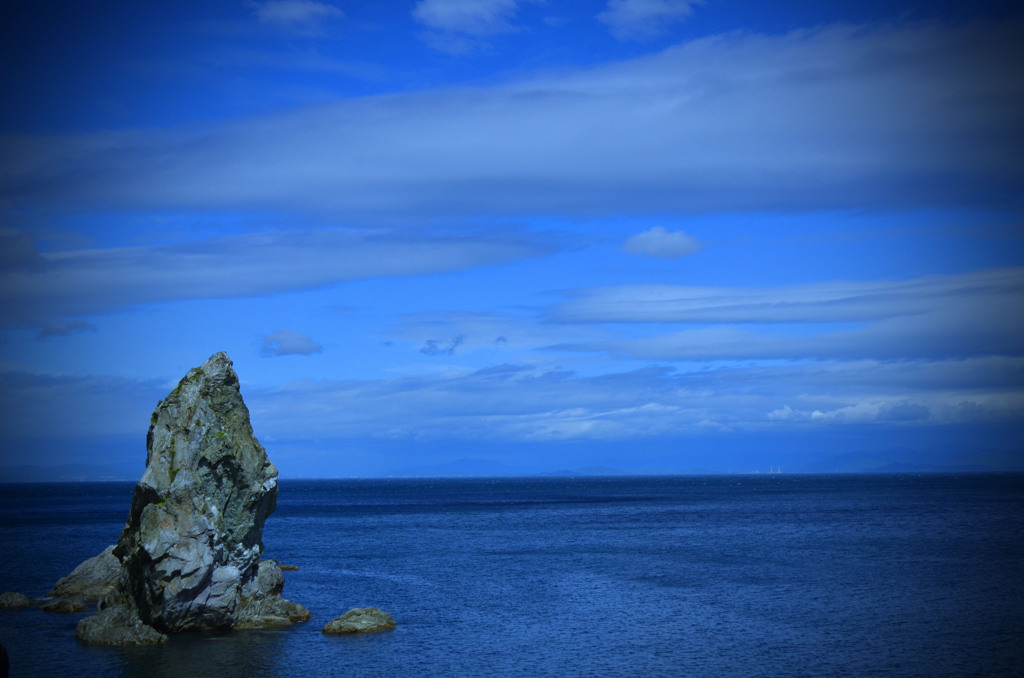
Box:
50 545 120 599
322 607 397 634
76 605 168 646
63 352 307 642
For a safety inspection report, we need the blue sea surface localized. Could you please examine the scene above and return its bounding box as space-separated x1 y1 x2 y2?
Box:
1 474 1022 677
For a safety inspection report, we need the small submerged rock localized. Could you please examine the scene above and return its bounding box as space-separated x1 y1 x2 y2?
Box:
0 592 34 609
322 607 396 634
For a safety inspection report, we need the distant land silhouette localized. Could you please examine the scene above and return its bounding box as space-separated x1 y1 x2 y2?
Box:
4 446 1021 482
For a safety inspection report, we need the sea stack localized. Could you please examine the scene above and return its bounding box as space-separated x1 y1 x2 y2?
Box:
71 352 309 645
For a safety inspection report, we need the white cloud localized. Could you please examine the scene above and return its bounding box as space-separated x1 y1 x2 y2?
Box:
5 22 1020 219
598 0 700 41
623 226 701 258
254 0 343 27
261 329 324 357
767 405 806 421
770 400 933 424
413 0 523 36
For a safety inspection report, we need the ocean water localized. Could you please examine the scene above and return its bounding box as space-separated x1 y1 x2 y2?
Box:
1 474 1022 677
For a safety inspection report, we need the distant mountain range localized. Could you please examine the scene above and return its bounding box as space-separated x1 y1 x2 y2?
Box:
3 447 1022 482
386 457 523 478
386 459 631 478
794 447 1024 474
374 449 1024 478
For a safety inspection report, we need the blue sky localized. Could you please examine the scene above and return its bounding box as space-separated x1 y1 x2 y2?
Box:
1 0 1022 478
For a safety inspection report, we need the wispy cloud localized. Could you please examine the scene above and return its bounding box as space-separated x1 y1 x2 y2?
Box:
2 353 1020 471
552 268 1024 324
598 0 701 41
552 268 1024 361
245 357 1024 444
253 0 343 28
413 0 535 53
623 226 702 258
6 22 1020 219
388 310 618 358
0 228 551 327
413 0 524 36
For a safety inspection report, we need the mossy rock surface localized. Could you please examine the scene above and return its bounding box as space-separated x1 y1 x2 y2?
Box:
322 607 397 634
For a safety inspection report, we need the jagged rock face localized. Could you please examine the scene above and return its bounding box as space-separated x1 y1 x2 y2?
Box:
112 352 280 631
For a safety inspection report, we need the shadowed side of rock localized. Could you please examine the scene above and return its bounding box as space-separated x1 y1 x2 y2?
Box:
77 594 169 646
64 352 308 645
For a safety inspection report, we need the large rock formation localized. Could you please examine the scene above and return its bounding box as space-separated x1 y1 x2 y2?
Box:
69 352 309 645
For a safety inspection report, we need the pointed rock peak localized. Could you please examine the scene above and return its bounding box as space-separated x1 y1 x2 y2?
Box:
192 351 239 388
